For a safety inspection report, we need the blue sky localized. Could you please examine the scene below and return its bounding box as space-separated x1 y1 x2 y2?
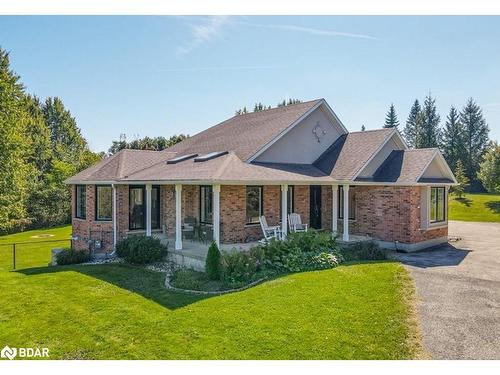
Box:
0 16 499 152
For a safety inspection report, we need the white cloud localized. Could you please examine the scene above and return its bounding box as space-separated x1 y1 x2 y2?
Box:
176 16 230 56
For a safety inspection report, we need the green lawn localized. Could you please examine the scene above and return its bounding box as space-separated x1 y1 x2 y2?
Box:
0 261 422 359
448 193 500 222
0 225 72 271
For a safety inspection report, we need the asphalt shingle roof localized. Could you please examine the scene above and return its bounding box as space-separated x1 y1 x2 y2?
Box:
313 128 394 180
166 99 322 161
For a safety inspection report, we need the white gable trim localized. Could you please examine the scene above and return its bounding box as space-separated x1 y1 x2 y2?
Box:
246 99 347 163
416 149 458 184
352 129 406 180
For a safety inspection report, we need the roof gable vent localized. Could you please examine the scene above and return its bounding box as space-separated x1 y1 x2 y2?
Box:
194 151 229 162
166 153 198 164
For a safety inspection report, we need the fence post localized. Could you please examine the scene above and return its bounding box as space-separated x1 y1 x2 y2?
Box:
12 243 16 270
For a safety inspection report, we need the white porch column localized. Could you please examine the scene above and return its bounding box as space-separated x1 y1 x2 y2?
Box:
281 184 288 239
342 184 349 242
175 184 183 250
212 184 221 247
332 184 338 233
145 184 152 236
112 184 117 247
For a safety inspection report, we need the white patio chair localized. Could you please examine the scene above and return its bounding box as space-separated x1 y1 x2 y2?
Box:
259 215 281 243
288 213 308 233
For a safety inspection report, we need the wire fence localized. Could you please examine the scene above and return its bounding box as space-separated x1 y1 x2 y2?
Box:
0 239 72 271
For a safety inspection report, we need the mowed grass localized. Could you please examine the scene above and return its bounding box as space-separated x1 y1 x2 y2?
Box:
0 225 72 271
448 193 500 222
0 261 423 359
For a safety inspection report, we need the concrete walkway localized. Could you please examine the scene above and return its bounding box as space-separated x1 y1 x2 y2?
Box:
393 221 500 359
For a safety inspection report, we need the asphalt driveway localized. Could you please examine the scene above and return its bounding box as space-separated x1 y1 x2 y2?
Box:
392 221 500 359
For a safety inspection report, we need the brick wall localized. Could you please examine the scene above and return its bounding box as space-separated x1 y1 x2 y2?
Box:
334 185 447 244
71 184 126 252
72 183 447 250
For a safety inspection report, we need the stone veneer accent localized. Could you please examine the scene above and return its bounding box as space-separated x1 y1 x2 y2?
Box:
71 183 447 251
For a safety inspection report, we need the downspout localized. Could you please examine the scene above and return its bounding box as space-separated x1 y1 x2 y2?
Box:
110 183 117 256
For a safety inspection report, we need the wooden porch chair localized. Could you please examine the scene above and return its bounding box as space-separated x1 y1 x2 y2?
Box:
259 215 281 242
288 213 308 233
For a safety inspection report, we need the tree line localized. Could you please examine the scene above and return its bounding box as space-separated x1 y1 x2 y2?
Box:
0 48 103 233
107 134 188 155
382 95 497 192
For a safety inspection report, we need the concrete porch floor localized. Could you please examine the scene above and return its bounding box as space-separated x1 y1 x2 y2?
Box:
165 239 259 260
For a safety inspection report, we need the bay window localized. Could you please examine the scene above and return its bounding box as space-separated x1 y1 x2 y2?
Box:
430 187 446 223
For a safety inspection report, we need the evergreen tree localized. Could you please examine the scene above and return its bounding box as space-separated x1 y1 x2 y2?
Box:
361 124 366 131
441 106 465 172
0 48 32 232
418 94 441 148
404 99 421 147
453 159 469 199
477 141 500 193
414 112 427 149
384 103 400 128
42 97 88 164
459 98 490 183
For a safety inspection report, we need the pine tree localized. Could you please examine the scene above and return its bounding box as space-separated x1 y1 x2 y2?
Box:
361 124 366 131
0 48 32 232
477 141 500 193
384 103 400 128
414 111 427 149
419 94 441 148
404 99 421 147
453 159 469 199
441 106 465 172
459 98 490 184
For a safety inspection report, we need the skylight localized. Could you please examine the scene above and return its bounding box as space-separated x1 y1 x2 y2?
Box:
166 153 198 164
194 151 229 162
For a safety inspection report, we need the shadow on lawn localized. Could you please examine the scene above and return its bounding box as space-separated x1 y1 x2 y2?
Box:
485 200 500 215
454 196 473 207
17 264 208 310
392 243 471 268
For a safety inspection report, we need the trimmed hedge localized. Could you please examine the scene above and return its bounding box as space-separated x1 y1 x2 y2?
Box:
56 248 91 265
115 235 167 265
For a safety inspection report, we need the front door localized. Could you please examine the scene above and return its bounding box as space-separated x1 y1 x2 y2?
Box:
310 186 322 229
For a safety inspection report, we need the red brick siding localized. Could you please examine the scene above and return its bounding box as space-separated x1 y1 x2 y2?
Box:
334 185 447 244
294 185 310 227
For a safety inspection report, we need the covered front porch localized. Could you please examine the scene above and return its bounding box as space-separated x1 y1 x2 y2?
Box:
121 182 357 253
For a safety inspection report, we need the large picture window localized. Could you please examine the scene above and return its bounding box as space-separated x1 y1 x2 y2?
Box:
95 185 112 221
199 186 213 224
246 186 263 224
338 186 356 220
279 185 294 221
129 186 161 230
75 185 86 219
430 187 446 223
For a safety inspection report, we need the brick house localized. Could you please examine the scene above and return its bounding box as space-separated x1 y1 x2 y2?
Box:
65 99 456 254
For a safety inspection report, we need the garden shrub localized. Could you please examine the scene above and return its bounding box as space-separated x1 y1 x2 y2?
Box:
221 250 258 283
340 241 386 262
56 248 91 265
115 235 167 265
205 241 221 280
172 268 206 290
253 230 343 273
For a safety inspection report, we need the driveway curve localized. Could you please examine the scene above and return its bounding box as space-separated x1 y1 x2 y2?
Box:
393 221 500 359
